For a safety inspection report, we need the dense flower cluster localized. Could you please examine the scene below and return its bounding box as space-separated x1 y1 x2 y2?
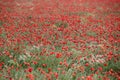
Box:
0 0 120 80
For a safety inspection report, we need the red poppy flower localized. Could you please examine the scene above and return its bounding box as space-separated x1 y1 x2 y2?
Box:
28 67 33 72
26 74 34 80
56 53 62 58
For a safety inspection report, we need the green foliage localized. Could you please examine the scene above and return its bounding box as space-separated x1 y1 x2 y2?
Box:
0 21 3 26
55 21 68 28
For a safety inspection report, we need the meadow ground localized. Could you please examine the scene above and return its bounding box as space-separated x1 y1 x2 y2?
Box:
0 0 120 80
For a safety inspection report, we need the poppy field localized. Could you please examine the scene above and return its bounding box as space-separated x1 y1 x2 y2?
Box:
0 0 120 80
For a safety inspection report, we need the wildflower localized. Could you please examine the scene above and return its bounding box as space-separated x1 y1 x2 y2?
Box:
5 51 10 56
77 66 85 72
86 76 93 80
54 72 58 79
85 63 89 66
57 68 61 71
81 76 85 79
48 68 52 72
28 67 33 72
50 52 55 55
26 74 34 80
90 67 95 71
56 53 62 58
42 64 47 67
0 62 4 70
72 72 76 77
98 67 103 71
9 78 14 80
32 61 38 65
104 63 107 66
59 62 63 65
62 46 68 51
